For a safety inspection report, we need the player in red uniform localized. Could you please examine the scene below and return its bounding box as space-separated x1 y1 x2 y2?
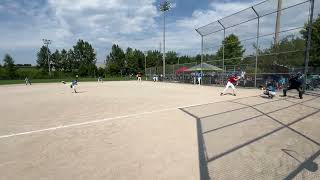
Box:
220 74 240 96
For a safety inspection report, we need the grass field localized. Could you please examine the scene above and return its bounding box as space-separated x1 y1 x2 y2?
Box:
0 81 319 179
0 77 136 85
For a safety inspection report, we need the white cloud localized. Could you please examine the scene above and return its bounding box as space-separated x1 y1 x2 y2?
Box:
169 1 260 55
174 0 313 56
48 0 158 35
0 0 317 64
0 0 161 63
177 1 256 30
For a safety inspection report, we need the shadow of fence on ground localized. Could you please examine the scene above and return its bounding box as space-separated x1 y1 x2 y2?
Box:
180 93 320 180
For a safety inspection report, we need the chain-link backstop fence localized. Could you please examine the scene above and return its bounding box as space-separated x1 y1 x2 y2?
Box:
147 0 320 88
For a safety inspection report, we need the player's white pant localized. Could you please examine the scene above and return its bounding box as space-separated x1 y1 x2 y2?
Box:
72 84 77 93
268 91 276 96
138 77 142 81
198 77 201 85
222 82 236 94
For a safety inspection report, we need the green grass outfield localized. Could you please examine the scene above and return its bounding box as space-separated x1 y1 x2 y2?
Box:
0 77 136 85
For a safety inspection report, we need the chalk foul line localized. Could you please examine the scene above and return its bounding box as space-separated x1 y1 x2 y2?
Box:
0 95 258 140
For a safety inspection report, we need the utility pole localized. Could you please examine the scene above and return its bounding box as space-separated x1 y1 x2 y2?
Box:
42 39 52 76
160 0 171 78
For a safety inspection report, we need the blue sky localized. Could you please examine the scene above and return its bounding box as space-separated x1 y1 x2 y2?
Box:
0 0 317 65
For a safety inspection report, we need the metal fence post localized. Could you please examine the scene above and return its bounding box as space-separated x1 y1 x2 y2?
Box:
223 29 225 73
201 35 204 85
163 10 166 78
218 20 226 73
304 0 315 89
252 7 260 88
173 64 175 80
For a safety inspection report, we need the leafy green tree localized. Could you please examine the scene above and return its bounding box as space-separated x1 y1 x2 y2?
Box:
133 49 145 73
146 50 162 68
3 54 16 79
194 54 202 64
106 44 125 75
126 47 137 75
66 49 77 72
36 45 51 71
255 35 306 73
275 36 305 67
178 55 194 64
166 51 178 65
0 66 5 79
51 50 62 71
97 67 105 77
78 64 88 76
88 63 98 77
216 34 245 66
72 39 97 76
301 15 320 67
60 49 68 72
106 62 120 76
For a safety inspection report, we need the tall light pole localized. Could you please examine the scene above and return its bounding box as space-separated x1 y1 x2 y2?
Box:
160 0 171 78
42 39 52 76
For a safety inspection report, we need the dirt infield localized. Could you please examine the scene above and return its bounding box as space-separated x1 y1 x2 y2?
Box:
0 81 319 179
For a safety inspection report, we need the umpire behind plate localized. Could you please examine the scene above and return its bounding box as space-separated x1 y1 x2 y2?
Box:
283 72 304 99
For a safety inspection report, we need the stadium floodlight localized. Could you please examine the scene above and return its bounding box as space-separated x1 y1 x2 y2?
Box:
42 39 52 76
160 0 172 78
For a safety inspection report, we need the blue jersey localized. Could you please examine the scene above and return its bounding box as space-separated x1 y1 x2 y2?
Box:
278 78 286 85
267 84 275 92
72 80 78 86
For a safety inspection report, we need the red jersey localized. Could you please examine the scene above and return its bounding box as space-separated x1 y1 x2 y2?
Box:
228 76 238 84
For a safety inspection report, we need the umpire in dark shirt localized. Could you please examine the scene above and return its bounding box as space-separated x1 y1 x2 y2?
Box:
283 72 304 99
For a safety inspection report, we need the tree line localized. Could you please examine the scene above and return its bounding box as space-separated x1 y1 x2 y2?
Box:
36 39 97 76
1 15 319 80
105 44 203 76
